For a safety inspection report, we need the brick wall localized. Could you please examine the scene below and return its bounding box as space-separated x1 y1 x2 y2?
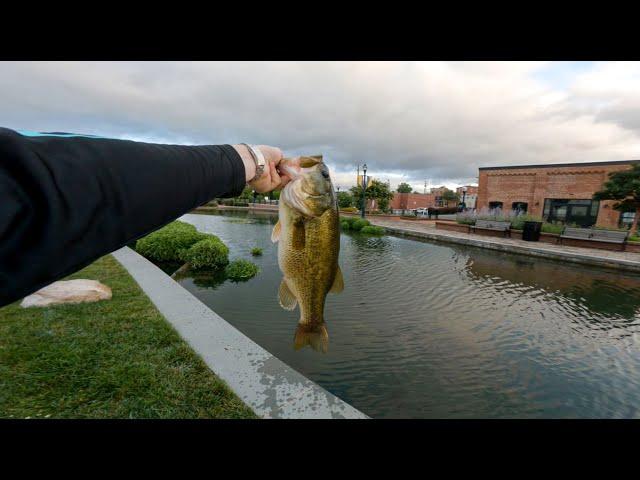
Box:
390 192 436 210
477 161 639 228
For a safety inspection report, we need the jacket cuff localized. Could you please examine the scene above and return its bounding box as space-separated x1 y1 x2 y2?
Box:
219 144 247 198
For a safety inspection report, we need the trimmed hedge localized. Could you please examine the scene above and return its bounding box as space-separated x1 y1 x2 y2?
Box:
225 259 259 281
135 221 208 262
180 237 229 270
361 225 385 235
351 219 370 231
340 216 380 233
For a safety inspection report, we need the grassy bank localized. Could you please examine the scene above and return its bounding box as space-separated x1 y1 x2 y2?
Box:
0 255 256 419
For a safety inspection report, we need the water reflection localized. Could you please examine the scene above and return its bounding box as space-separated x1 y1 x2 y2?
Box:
463 250 640 320
175 211 640 419
173 267 227 289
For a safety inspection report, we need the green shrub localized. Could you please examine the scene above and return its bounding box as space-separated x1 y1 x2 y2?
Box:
351 219 370 231
340 207 359 213
180 237 229 270
340 220 351 230
225 259 259 281
510 214 543 230
136 221 208 262
630 235 640 242
541 223 563 235
339 215 357 225
250 247 263 256
361 225 385 235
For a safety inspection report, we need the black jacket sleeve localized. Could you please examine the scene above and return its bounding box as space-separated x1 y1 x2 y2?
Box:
0 127 247 306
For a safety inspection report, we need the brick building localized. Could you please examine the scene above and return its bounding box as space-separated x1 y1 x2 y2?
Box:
390 192 436 211
476 160 640 229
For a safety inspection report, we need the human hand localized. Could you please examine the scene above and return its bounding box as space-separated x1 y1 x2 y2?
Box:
234 144 290 193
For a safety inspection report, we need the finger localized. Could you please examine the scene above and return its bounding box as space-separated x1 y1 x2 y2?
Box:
257 146 283 164
269 161 281 188
279 175 291 188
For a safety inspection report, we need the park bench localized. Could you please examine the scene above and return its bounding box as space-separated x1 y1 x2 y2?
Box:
558 226 629 250
470 219 512 237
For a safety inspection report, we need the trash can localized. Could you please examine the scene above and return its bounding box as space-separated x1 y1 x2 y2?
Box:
522 221 542 241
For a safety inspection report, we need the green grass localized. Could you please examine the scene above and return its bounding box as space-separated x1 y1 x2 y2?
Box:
0 255 256 419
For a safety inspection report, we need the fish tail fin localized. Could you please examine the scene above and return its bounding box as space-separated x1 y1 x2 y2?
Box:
294 323 329 353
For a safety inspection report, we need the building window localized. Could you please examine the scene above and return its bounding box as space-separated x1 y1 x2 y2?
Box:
512 202 528 213
489 201 503 210
543 199 600 227
619 211 636 229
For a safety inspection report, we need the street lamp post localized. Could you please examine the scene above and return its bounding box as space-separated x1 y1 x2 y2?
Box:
361 163 368 218
461 186 467 211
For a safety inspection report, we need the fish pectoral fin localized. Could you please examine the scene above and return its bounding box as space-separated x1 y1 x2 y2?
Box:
271 220 281 243
278 279 298 310
329 266 344 294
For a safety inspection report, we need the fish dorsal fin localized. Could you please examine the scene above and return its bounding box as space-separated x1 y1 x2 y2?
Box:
329 265 344 294
278 279 298 310
271 220 281 243
299 156 322 168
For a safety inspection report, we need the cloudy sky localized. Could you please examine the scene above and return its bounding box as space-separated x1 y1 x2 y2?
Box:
1 61 639 191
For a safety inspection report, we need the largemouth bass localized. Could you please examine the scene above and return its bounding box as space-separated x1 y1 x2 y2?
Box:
271 155 343 353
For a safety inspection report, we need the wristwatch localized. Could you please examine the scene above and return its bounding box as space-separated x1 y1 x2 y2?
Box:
241 143 266 182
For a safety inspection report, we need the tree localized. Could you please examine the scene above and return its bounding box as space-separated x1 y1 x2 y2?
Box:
593 164 640 233
352 179 394 212
337 191 354 208
441 189 459 207
397 182 412 193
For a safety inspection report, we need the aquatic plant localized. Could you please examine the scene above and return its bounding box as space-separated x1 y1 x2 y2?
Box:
251 247 263 256
180 237 229 270
135 221 208 262
225 259 259 281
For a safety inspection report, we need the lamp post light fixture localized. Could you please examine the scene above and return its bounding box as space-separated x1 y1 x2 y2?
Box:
361 163 368 218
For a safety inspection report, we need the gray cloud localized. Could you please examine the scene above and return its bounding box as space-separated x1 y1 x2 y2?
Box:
1 61 639 190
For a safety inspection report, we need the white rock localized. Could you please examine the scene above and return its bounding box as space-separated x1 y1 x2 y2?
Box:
21 279 112 308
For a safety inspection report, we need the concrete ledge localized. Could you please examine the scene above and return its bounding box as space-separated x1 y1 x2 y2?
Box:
382 226 640 273
112 247 367 419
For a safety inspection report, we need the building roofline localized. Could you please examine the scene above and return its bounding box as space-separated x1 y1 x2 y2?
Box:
479 160 640 171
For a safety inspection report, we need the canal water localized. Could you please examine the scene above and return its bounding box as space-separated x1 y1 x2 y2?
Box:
176 210 640 418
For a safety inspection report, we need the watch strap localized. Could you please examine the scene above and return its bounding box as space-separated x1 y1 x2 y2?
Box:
241 143 266 182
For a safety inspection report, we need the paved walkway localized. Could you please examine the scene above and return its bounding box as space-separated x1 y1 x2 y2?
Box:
366 217 640 273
